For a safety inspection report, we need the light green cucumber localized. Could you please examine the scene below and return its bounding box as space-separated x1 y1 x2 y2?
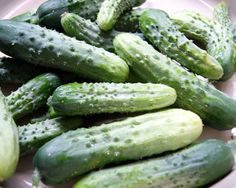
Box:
11 11 39 24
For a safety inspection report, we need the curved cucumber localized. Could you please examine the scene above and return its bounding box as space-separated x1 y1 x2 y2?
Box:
114 33 236 130
97 0 146 31
0 20 129 83
19 116 82 156
0 90 19 181
61 13 119 52
6 73 61 120
74 139 235 188
36 0 104 29
172 11 236 80
49 82 177 116
140 9 223 80
11 11 39 24
33 108 203 185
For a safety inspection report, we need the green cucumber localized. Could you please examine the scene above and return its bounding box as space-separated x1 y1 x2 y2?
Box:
19 116 82 156
6 73 61 120
172 11 236 80
97 0 146 31
33 108 203 185
36 0 104 29
140 9 223 80
11 11 39 24
74 139 235 188
0 90 19 181
114 33 236 130
49 82 177 116
61 13 119 52
115 8 147 32
0 20 129 83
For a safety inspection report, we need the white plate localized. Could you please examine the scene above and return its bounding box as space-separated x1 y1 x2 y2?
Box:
0 0 236 187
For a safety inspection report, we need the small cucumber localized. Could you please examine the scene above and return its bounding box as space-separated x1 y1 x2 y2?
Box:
33 108 203 185
73 139 235 188
49 82 177 116
140 9 223 80
19 116 82 156
6 73 61 120
36 0 104 29
97 0 146 31
172 11 236 80
11 11 39 24
114 33 236 130
0 20 129 83
0 90 19 182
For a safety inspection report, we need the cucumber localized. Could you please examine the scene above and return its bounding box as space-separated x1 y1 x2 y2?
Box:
172 11 236 80
11 11 39 24
115 8 147 32
36 0 104 29
61 13 119 52
33 108 203 185
6 73 61 120
114 33 236 130
97 0 146 31
0 90 19 181
0 20 129 83
140 9 223 80
73 139 235 188
19 116 82 156
49 82 177 116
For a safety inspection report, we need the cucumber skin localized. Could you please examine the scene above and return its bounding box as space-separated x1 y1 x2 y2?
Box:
0 90 19 181
0 20 129 83
172 11 236 81
6 73 61 120
37 0 104 29
74 139 234 188
97 0 146 31
19 116 82 156
49 82 177 116
140 9 223 80
11 11 39 24
33 108 203 185
114 33 236 130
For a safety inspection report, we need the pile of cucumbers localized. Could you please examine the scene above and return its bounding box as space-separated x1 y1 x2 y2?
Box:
0 0 236 187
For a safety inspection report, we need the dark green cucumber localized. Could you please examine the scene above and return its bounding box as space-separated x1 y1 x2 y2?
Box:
172 11 236 80
114 33 236 130
97 0 146 31
140 9 223 80
61 13 119 52
0 20 129 83
74 139 235 188
33 108 203 185
0 90 19 181
115 8 147 32
36 0 104 29
19 116 82 156
49 82 177 116
11 11 39 24
6 73 61 120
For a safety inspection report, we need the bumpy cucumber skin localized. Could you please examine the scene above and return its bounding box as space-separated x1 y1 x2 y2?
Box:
172 11 236 81
19 116 82 156
74 139 234 188
11 11 39 24
6 73 61 120
140 9 223 80
37 0 104 29
0 90 19 182
49 82 177 116
33 109 203 185
115 8 147 32
0 20 129 83
61 13 119 52
97 0 146 31
114 33 236 130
